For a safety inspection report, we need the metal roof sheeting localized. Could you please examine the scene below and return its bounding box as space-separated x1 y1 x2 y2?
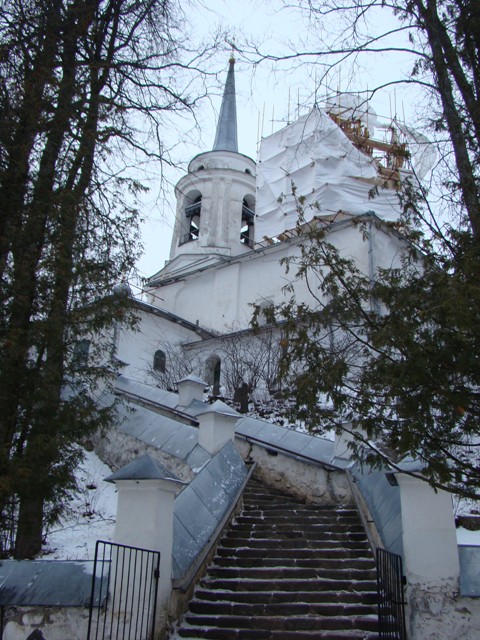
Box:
172 441 247 580
0 560 108 607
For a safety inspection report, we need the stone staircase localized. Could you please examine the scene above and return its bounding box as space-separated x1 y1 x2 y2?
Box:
171 477 378 639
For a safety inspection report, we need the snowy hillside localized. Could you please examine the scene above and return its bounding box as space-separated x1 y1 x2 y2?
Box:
42 450 117 560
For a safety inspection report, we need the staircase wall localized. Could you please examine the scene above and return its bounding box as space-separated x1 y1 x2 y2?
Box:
235 438 352 505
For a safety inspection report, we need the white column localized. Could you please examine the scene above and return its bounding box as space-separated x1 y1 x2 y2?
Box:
396 473 460 640
396 474 459 587
197 400 239 455
113 478 181 610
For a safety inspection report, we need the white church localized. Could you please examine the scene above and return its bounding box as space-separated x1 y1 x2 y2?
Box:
2 60 479 640
118 58 411 391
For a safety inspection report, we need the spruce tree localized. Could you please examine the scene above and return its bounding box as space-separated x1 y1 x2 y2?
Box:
0 0 215 557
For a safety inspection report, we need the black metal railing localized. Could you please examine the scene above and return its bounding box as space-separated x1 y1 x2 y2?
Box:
377 548 407 640
87 540 160 640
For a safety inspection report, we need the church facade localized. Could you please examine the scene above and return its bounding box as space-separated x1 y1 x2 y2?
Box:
117 58 410 395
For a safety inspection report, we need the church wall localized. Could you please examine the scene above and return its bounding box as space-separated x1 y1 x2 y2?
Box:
116 309 202 382
1 606 89 640
93 428 196 483
150 219 406 334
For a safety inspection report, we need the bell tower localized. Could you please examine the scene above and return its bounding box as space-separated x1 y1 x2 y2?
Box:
169 58 256 262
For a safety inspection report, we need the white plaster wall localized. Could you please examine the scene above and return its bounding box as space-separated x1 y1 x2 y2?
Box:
406 587 480 640
116 310 201 382
2 606 89 640
148 221 406 333
93 429 196 482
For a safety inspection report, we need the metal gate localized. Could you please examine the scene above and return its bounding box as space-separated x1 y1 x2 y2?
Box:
376 548 407 640
87 540 160 640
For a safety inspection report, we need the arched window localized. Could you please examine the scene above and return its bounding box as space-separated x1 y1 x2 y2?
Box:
241 195 255 247
182 193 202 244
205 355 221 396
153 349 166 373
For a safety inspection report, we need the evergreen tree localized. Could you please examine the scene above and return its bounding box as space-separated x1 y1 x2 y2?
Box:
0 0 215 557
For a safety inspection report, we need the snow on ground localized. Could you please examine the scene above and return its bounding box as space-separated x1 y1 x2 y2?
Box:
42 450 117 560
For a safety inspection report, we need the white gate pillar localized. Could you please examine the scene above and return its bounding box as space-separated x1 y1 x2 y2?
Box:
394 472 460 639
105 455 185 632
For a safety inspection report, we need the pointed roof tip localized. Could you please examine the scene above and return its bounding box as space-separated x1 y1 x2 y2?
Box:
212 59 238 153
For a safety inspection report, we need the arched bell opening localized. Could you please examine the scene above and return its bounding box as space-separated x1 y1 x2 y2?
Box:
181 190 202 245
241 194 255 248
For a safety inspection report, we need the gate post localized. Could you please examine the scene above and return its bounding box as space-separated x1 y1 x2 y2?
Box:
395 472 460 639
106 455 185 634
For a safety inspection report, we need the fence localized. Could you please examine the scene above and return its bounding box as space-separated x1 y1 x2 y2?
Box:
86 540 160 640
377 548 407 640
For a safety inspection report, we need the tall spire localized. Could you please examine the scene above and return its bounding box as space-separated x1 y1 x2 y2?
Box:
213 57 238 152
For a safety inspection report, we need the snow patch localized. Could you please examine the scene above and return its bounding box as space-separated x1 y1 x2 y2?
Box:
42 450 117 560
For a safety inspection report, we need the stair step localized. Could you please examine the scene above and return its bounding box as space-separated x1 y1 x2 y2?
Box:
189 600 376 617
224 527 366 544
234 516 364 528
193 588 378 605
221 537 369 550
216 546 371 559
199 578 378 592
242 507 361 519
174 629 378 639
170 477 379 640
183 614 378 632
212 556 376 569
206 566 377 580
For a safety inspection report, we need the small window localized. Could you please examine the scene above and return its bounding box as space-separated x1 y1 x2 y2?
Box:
245 168 252 175
153 349 166 373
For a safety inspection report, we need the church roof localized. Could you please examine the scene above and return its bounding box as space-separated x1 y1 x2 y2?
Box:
132 299 215 339
212 58 238 152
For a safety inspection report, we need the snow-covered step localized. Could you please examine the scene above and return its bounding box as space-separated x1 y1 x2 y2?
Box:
173 630 377 639
169 478 378 639
216 544 370 557
192 588 378 605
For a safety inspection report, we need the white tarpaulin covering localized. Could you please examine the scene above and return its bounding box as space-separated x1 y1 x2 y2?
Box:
255 107 405 239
